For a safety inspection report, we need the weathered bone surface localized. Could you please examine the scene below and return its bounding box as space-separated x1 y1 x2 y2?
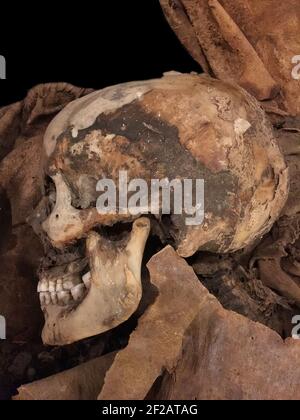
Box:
42 73 288 257
40 218 150 345
160 0 300 116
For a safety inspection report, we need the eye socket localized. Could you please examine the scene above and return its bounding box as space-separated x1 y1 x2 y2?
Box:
70 175 98 210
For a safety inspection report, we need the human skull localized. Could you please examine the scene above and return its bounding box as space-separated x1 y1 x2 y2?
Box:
34 73 288 345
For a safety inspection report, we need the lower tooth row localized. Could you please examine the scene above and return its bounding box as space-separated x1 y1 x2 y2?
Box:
40 292 51 306
71 283 86 301
51 292 58 305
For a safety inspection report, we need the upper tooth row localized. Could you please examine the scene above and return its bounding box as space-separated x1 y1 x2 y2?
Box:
39 283 87 306
38 272 91 306
38 272 91 293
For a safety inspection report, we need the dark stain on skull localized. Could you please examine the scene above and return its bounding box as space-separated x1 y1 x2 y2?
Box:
49 101 239 249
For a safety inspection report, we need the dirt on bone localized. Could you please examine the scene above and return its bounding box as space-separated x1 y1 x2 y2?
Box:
43 73 288 256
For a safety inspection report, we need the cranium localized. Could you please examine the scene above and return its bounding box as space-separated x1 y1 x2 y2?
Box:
34 72 288 345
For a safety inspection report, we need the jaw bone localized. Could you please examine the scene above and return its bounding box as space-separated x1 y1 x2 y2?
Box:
41 217 150 345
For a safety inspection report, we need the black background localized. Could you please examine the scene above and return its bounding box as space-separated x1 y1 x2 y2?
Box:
0 0 200 107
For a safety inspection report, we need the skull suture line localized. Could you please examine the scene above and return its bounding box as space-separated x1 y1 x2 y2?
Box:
35 73 288 345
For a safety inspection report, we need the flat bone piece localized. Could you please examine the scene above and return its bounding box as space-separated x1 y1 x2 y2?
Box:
99 246 300 400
